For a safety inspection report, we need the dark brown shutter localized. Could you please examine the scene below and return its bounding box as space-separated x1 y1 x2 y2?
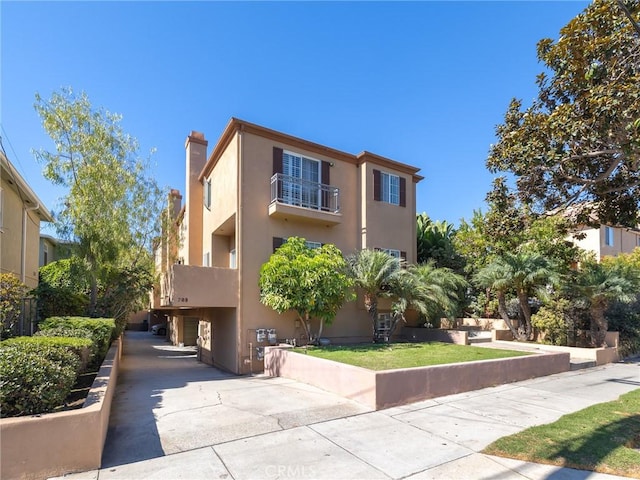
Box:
399 177 406 207
273 147 283 201
273 147 283 174
401 251 407 261
321 161 331 210
273 237 284 252
373 169 381 201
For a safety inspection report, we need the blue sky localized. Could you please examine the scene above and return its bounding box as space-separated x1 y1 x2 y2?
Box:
2 1 590 235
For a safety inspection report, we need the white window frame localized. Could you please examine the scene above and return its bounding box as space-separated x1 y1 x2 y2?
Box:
282 151 321 209
305 241 322 250
229 248 237 269
203 252 210 267
604 226 614 247
381 172 400 205
381 248 402 259
203 179 212 210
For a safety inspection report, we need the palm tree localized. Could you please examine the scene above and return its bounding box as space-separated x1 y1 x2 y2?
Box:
473 260 519 339
416 213 464 271
571 260 639 347
346 249 402 342
390 262 467 333
475 252 557 341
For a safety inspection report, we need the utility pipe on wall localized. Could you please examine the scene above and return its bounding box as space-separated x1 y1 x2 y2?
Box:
21 203 40 284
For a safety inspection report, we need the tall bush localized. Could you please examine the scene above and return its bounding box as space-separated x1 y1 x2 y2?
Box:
39 317 115 368
0 273 29 339
0 343 79 417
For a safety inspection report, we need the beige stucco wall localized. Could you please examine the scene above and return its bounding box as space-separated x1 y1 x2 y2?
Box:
0 337 121 480
157 124 419 374
235 131 382 373
0 182 42 288
570 226 640 261
359 161 417 263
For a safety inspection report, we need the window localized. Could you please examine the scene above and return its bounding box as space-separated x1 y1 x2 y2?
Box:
273 237 323 253
604 226 614 246
203 252 210 267
636 235 640 247
381 248 401 259
203 179 211 210
373 169 406 207
377 248 406 262
229 249 237 269
282 151 320 209
43 243 49 265
381 172 400 205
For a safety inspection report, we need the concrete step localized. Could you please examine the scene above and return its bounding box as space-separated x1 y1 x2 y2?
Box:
570 358 597 371
468 337 493 344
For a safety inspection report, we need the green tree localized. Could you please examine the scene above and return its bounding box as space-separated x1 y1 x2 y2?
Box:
571 258 640 347
259 237 354 343
475 252 557 341
416 213 465 271
33 258 90 320
33 87 164 326
346 249 403 342
487 0 640 226
0 274 28 339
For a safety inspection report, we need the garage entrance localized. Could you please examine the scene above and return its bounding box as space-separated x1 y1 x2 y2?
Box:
183 317 199 346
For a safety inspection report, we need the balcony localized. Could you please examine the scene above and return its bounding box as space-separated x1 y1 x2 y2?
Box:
159 264 238 308
269 173 342 226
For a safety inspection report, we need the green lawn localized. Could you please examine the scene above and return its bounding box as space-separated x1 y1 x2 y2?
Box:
293 342 530 370
483 388 640 478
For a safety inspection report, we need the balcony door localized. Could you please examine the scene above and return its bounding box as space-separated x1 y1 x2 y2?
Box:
282 151 320 209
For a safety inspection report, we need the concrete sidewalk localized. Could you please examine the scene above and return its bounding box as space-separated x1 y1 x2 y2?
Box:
53 331 639 480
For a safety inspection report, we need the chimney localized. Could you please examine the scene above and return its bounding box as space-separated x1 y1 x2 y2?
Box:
184 131 208 265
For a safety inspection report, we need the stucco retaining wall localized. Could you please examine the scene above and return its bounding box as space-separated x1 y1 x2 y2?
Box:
402 327 468 345
264 345 570 410
0 336 122 480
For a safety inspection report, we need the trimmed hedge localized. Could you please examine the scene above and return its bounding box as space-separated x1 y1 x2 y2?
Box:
39 317 115 368
0 343 79 418
5 335 92 373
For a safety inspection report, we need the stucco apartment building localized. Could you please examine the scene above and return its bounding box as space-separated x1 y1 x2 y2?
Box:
1 151 53 289
569 224 640 261
151 118 422 374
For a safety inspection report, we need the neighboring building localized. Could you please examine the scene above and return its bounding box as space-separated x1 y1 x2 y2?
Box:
1 151 54 289
39 234 75 267
569 224 640 261
151 118 422 374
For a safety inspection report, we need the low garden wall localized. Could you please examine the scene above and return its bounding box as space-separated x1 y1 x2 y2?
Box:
0 336 122 480
491 332 620 365
402 327 468 345
264 345 570 410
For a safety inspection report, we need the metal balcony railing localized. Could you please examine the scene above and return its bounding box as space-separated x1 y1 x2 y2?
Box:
270 173 340 214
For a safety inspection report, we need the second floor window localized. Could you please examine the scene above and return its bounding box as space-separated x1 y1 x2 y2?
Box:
203 179 212 210
381 172 400 205
373 169 406 207
282 151 320 208
604 226 614 246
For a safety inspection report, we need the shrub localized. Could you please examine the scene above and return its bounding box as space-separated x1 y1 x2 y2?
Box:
0 273 29 339
8 335 92 373
39 317 115 368
532 300 570 346
0 343 78 417
607 298 640 358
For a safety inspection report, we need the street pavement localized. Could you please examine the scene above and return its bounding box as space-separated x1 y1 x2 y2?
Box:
51 331 639 480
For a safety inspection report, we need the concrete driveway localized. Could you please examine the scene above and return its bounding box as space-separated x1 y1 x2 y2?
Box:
54 331 639 480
